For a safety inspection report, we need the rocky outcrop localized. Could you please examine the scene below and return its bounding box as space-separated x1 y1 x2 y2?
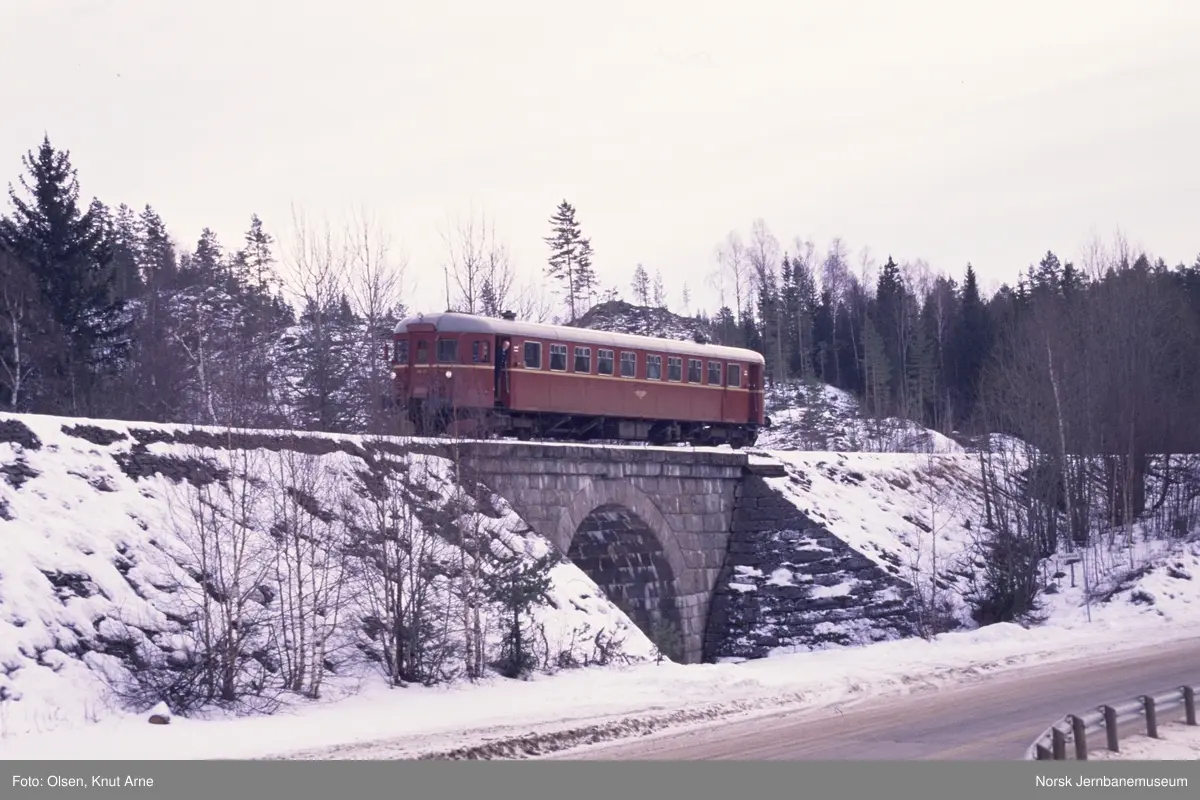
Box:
703 470 917 661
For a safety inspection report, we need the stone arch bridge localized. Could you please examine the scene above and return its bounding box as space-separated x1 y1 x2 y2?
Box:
428 441 757 663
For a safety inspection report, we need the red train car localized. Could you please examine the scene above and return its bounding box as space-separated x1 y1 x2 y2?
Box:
389 311 769 448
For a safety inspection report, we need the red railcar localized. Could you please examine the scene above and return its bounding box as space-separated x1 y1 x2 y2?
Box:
389 311 769 447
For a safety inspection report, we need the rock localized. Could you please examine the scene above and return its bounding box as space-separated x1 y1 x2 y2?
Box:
704 475 920 661
148 701 172 725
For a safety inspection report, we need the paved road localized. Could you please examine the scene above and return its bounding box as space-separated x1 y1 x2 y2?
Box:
542 635 1200 760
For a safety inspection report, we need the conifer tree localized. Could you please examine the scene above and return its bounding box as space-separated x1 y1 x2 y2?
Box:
0 136 128 413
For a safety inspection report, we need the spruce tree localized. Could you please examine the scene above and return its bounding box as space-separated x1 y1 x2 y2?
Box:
0 136 128 412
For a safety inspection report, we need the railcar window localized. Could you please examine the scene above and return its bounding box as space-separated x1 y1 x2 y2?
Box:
574 346 591 373
728 364 741 388
436 338 458 363
620 352 636 378
523 341 542 369
549 343 567 371
707 360 721 385
688 358 701 383
472 341 490 363
647 354 662 380
598 349 614 375
416 341 429 364
395 340 409 364
667 356 682 382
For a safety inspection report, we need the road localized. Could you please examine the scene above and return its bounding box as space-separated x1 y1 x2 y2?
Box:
541 635 1200 760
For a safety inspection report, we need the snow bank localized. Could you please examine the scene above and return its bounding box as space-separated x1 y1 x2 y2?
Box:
0 413 654 741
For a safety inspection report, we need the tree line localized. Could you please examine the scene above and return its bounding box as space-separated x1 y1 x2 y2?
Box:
0 136 416 434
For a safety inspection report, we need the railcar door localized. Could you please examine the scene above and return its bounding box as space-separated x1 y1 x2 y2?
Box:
494 335 513 407
747 363 763 425
410 330 434 399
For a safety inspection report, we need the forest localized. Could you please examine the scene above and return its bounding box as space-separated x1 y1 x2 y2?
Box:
3 135 1200 561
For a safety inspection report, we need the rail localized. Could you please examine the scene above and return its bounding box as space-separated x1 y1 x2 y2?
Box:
1025 683 1199 760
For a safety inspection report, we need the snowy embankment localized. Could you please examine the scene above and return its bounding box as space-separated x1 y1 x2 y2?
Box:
3 403 1200 761
0 413 654 745
758 382 966 454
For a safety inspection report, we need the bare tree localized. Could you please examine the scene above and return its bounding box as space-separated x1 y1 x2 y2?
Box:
651 268 667 309
277 207 356 432
441 206 514 315
121 436 282 713
266 448 353 698
0 249 51 410
906 455 965 637
508 278 555 323
345 206 408 434
631 264 650 306
348 445 459 686
715 231 750 321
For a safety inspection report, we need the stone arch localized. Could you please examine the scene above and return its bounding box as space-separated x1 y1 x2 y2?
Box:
558 480 688 656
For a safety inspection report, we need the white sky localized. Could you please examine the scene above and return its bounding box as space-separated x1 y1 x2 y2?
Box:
2 0 1198 314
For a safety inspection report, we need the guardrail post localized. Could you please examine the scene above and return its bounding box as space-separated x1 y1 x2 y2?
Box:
1142 695 1158 738
1071 714 1088 760
1102 705 1119 752
1184 686 1197 726
1051 727 1067 759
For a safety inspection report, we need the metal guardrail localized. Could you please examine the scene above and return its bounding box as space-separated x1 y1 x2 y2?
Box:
1025 684 1199 760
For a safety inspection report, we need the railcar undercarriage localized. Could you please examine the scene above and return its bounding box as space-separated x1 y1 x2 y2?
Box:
402 399 764 449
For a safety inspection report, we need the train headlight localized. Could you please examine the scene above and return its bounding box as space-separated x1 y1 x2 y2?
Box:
445 370 452 378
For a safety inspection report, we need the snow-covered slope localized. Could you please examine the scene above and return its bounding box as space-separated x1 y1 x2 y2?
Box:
759 382 966 453
3 406 1199 760
758 450 1200 634
0 413 653 739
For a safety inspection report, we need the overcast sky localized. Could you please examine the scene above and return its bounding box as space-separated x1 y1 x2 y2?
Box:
2 0 1198 315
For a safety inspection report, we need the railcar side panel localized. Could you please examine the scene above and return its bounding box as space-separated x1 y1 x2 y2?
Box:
393 311 767 444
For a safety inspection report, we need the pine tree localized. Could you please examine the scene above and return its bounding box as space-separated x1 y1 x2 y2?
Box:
543 200 595 321
107 203 142 299
652 268 667 309
0 136 129 413
233 213 277 294
137 204 177 291
186 228 224 287
631 263 650 305
951 263 992 423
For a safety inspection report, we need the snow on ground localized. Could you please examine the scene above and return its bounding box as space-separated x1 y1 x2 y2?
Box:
756 447 1200 637
0 412 654 742
3 402 1200 760
4 617 1200 760
1089 720 1200 760
759 382 965 454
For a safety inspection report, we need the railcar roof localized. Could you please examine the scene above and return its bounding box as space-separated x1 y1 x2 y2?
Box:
395 311 765 363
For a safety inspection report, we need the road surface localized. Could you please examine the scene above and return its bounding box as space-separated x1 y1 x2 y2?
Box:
541 635 1200 760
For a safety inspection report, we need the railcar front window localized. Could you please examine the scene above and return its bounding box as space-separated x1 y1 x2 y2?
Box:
708 360 721 385
620 352 636 378
524 342 542 369
395 340 409 364
728 364 741 388
574 346 591 373
436 338 458 363
598 349 614 375
416 341 429 364
549 343 567 371
647 355 662 380
688 358 701 382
